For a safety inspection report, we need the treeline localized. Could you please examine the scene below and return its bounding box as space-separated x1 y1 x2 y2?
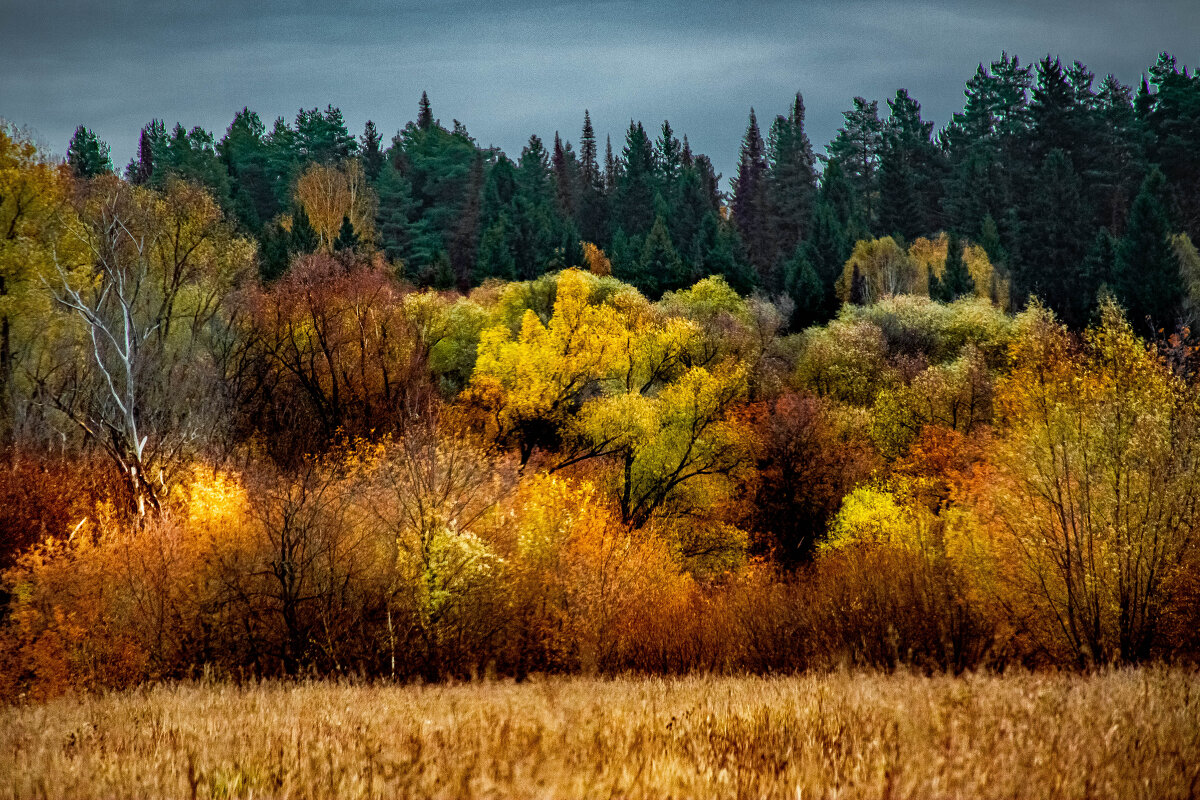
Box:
2 53 1200 698
62 52 1200 332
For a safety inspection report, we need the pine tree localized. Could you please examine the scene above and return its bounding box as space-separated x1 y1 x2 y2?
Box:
361 120 384 181
449 151 485 286
418 91 434 131
66 125 112 178
1115 168 1182 331
1081 226 1119 319
941 231 974 300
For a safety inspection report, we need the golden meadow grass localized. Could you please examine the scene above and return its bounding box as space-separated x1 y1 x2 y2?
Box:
2 670 1199 799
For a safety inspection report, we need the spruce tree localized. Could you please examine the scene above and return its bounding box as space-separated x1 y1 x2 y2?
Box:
766 93 818 269
1021 149 1093 324
334 215 358 252
640 215 687 295
360 120 385 182
290 206 319 254
941 232 974 300
66 125 112 178
418 91 434 131
614 122 656 237
782 244 824 328
826 97 883 231
655 120 682 181
878 89 943 240
1115 168 1182 331
731 109 770 278
577 111 607 243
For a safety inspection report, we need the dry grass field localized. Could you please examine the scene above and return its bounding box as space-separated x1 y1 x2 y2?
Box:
1 670 1199 800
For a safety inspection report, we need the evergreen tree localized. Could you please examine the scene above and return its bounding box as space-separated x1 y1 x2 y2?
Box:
604 135 619 194
826 97 883 231
418 91 434 131
1081 226 1119 319
577 111 607 243
655 120 682 181
782 244 824 328
878 89 943 240
476 215 517 282
731 109 771 281
551 132 577 218
803 200 851 319
449 151 485 286
941 231 974 300
360 120 385 182
1115 168 1182 331
766 92 818 269
334 215 358 252
290 205 319 255
1020 149 1093 323
614 121 656 237
128 121 163 185
294 106 356 163
66 125 112 178
640 215 687 295
219 109 275 232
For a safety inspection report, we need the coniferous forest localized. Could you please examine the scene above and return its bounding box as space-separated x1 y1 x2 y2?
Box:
4 50 1200 704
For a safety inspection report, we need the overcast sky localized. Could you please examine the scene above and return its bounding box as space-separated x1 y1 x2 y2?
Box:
2 0 1197 183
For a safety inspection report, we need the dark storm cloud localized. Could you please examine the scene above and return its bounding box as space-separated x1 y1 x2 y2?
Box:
2 0 1197 182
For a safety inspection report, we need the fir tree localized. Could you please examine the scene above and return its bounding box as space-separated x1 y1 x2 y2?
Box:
783 244 824 328
1115 168 1182 331
732 109 770 278
941 231 974 300
418 91 434 131
826 97 883 231
361 120 385 182
640 215 687 295
66 125 112 178
334 215 358 252
290 205 319 254
766 92 819 269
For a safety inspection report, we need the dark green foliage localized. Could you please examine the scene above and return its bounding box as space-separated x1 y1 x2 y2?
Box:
1115 168 1182 331
766 93 819 274
67 125 112 178
940 232 974 301
732 109 771 281
334 215 358 252
1020 150 1093 323
577 111 607 244
294 106 356 163
826 97 882 231
878 90 943 240
219 109 276 232
783 244 824 328
360 120 385 182
289 205 319 255
640 215 687 295
614 121 656 238
1140 54 1200 240
153 123 231 207
418 91 434 131
1082 226 1119 319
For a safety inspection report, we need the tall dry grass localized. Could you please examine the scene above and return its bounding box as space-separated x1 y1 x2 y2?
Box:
1 670 1198 799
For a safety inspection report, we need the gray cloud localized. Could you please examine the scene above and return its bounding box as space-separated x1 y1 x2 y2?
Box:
2 0 1197 183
